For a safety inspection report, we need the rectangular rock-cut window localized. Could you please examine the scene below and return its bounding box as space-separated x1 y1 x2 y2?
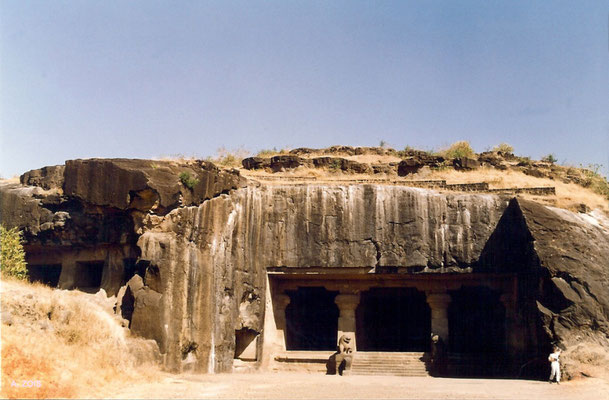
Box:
234 328 258 361
27 264 62 287
73 261 104 291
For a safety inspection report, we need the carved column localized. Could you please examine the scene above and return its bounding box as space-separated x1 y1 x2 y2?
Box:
334 293 360 351
58 258 77 290
426 292 452 343
500 293 523 353
273 294 291 351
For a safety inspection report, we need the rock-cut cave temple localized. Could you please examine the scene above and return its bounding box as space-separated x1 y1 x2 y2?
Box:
1 159 608 378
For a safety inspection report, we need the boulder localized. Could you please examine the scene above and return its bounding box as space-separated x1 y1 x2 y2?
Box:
522 167 546 179
241 157 271 170
397 158 425 175
270 155 307 171
453 157 480 170
312 157 371 173
20 165 65 191
130 287 165 352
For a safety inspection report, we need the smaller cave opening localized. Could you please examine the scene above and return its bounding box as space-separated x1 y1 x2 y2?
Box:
73 261 104 292
27 264 62 287
122 258 147 285
234 328 259 361
120 286 136 326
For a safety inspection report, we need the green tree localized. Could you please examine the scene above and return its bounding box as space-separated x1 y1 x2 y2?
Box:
541 154 558 164
0 225 28 280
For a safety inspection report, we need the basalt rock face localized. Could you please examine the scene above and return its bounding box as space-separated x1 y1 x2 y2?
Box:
478 198 609 377
0 159 244 297
2 159 609 377
518 201 609 345
136 185 510 372
64 158 245 214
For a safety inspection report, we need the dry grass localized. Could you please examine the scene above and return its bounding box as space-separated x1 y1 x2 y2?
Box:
241 165 608 214
0 277 162 399
343 154 402 164
240 167 396 183
423 167 609 214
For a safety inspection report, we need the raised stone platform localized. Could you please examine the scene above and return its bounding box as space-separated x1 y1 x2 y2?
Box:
273 351 431 376
274 351 334 373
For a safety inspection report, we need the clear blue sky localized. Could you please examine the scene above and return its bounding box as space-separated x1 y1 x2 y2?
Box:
1 1 608 178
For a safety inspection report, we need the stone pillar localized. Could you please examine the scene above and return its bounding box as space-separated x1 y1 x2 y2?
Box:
273 294 291 351
58 258 77 290
500 294 523 353
426 292 451 343
260 288 291 369
334 293 360 351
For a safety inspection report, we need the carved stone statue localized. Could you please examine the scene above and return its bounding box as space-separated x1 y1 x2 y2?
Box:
430 333 447 376
335 334 354 375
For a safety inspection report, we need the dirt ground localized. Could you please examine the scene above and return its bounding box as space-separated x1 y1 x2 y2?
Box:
109 372 609 400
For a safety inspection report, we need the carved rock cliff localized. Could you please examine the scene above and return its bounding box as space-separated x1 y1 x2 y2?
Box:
1 159 608 376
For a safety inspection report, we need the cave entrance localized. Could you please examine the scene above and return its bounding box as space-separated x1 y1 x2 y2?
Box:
356 287 430 352
73 261 104 292
448 286 506 354
285 287 339 351
448 286 507 376
27 264 62 287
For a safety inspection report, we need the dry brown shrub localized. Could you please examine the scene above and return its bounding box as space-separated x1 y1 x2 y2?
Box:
1 330 76 399
0 278 162 399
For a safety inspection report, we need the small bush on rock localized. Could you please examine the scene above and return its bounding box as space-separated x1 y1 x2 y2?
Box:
542 154 558 164
179 172 199 189
0 225 28 280
440 141 475 159
581 164 609 200
492 143 514 154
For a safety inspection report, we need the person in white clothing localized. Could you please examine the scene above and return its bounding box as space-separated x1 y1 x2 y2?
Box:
548 347 561 384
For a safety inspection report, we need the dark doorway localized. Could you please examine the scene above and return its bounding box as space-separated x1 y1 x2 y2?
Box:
448 286 506 354
447 286 507 376
285 287 339 351
73 261 104 291
356 287 430 351
27 264 62 287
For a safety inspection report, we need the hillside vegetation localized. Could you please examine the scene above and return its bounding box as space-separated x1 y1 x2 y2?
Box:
226 142 609 215
1 277 162 399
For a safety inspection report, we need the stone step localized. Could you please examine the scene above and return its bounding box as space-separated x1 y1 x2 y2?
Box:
352 364 428 369
352 363 427 368
352 371 429 377
355 351 425 357
352 369 428 375
354 358 426 362
352 363 426 368
350 352 431 377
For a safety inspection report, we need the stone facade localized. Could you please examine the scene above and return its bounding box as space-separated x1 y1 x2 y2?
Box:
1 159 608 378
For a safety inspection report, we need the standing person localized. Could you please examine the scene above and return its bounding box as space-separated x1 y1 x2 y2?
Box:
548 347 561 384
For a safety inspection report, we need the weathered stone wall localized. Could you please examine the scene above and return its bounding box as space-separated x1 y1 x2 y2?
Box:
134 185 510 372
3 159 608 378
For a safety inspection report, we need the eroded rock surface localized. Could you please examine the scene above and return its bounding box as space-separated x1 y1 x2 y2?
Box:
1 158 608 378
